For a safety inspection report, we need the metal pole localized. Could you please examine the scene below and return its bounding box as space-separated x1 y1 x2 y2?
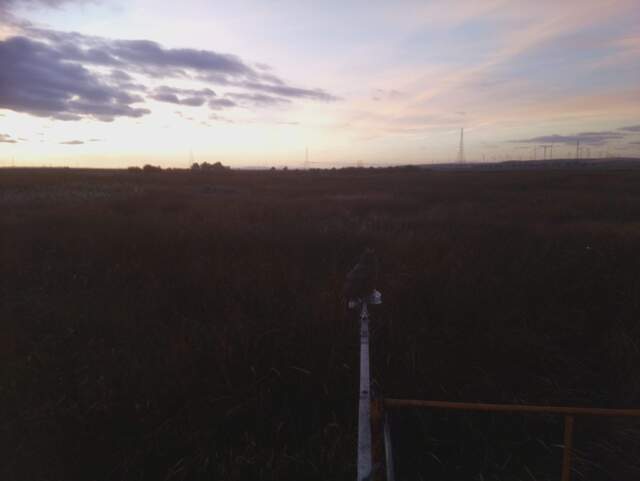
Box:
561 415 575 481
357 302 372 481
383 412 396 481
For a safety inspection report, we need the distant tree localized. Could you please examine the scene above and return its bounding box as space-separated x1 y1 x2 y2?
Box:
198 161 229 172
191 162 200 170
142 164 162 173
127 166 142 173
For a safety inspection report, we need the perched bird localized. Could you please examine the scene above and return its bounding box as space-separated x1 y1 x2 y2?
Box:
344 248 378 300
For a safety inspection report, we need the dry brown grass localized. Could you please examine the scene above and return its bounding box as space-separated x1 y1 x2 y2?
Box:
2 167 640 480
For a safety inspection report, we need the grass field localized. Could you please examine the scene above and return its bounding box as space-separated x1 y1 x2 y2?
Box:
2 166 640 480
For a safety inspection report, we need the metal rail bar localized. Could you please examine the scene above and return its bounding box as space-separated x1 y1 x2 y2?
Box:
385 398 640 481
383 398 640 417
357 302 372 481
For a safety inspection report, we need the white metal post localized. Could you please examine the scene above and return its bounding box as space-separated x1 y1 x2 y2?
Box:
357 301 372 481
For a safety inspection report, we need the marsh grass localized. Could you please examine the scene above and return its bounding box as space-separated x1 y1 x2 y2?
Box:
2 167 640 480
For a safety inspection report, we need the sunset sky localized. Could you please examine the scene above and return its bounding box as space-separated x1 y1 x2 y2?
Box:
1 0 639 168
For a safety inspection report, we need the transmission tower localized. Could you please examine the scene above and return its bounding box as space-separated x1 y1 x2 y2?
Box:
457 128 465 163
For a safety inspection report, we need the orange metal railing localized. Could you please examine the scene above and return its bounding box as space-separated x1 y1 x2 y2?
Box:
383 398 640 481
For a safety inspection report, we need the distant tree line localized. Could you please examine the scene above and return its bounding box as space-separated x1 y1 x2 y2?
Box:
126 162 230 173
126 165 163 173
191 161 229 172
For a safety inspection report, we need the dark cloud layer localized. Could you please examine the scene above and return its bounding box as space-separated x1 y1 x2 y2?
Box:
0 36 150 121
0 27 337 121
620 125 640 133
60 139 84 144
511 131 626 145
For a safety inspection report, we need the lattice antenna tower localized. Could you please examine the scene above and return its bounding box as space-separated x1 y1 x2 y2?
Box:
458 128 465 163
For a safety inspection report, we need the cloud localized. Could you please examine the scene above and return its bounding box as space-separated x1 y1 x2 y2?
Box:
0 36 150 121
150 85 216 107
393 113 464 126
0 0 91 15
0 132 18 143
60 139 84 145
208 98 237 110
25 27 337 103
227 92 291 107
208 113 234 123
510 130 626 145
620 124 640 132
372 89 404 101
240 81 338 101
0 27 338 121
179 97 206 107
153 85 216 97
149 92 179 104
109 69 132 81
358 0 639 139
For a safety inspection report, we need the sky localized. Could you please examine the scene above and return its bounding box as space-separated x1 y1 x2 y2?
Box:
0 0 639 168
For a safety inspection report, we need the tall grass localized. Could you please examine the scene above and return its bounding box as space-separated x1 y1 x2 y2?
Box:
1 167 640 480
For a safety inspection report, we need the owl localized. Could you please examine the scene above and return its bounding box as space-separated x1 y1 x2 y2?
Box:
344 248 378 300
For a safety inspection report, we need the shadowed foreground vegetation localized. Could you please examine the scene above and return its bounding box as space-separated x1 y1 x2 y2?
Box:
2 167 640 480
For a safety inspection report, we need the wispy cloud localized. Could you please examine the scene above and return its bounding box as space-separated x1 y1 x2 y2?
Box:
511 130 627 145
0 132 18 143
0 0 92 16
60 139 84 145
227 92 291 107
351 0 639 139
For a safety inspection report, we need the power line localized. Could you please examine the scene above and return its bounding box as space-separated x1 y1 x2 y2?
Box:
540 144 553 160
